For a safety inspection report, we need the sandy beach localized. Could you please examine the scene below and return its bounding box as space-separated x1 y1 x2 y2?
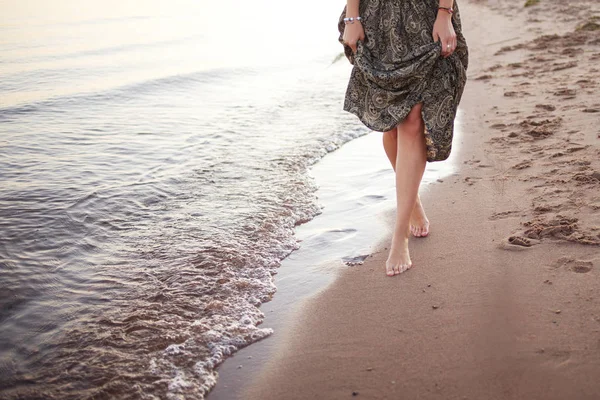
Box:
214 1 600 399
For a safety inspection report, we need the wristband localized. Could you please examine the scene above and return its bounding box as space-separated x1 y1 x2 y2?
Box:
438 7 454 14
343 16 362 24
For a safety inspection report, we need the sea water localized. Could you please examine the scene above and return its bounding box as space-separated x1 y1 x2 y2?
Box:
0 1 366 398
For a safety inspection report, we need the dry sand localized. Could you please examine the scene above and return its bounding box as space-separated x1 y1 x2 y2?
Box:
239 1 600 399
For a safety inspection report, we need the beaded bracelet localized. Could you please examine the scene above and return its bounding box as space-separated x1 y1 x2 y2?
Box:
438 6 454 14
343 16 362 24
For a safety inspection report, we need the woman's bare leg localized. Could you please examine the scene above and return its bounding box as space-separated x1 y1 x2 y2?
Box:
384 103 428 276
382 125 430 238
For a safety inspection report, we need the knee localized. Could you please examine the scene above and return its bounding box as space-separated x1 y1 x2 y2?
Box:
399 103 424 133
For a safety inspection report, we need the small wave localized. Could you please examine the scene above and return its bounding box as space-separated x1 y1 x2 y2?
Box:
0 58 368 399
5 34 204 65
0 67 260 119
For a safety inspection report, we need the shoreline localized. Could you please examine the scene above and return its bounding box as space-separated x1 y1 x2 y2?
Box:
211 0 600 398
208 121 464 399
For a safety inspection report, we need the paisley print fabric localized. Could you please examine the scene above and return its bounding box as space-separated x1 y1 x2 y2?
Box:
338 0 469 162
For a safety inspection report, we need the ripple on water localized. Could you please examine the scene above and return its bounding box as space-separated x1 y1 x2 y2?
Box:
0 48 366 399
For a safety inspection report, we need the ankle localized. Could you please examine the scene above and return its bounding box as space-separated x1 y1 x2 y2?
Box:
391 232 409 247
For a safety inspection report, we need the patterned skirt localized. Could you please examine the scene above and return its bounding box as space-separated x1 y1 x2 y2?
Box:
338 0 469 162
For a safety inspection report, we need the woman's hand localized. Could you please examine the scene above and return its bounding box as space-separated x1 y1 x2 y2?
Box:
342 20 365 54
432 11 456 58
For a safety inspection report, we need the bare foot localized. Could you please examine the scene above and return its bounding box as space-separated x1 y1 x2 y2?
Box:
385 231 412 276
410 196 430 238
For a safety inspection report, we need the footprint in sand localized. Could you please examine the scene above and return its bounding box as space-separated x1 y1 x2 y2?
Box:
561 48 584 57
504 91 531 98
512 160 532 170
518 117 562 140
526 127 553 139
489 210 521 220
494 43 526 56
572 171 600 184
565 145 589 153
570 261 593 273
551 257 596 273
508 236 533 247
553 88 577 97
498 236 540 251
575 79 596 88
523 215 578 240
533 204 560 213
535 104 556 112
549 61 578 72
342 254 370 266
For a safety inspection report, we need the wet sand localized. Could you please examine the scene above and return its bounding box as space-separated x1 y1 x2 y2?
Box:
238 1 600 399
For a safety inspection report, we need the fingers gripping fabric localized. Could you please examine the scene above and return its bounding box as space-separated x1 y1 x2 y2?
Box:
338 0 469 162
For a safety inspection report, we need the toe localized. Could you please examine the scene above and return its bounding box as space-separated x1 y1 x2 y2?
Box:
394 265 401 275
385 263 395 277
